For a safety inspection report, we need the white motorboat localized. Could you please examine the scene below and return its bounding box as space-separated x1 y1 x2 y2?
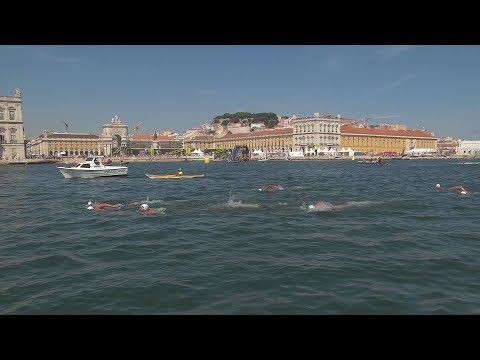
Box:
57 156 128 179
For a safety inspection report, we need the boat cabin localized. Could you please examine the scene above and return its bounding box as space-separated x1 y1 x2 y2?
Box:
74 156 105 168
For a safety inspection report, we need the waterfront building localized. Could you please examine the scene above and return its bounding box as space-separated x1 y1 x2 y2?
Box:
291 113 341 154
456 140 480 157
340 126 437 155
26 114 187 158
26 130 99 158
214 128 293 155
183 135 215 153
99 115 129 156
129 133 181 155
437 137 459 156
0 88 25 160
184 127 206 137
225 122 252 134
26 114 128 158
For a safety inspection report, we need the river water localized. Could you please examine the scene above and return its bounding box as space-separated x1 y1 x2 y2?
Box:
1 159 479 314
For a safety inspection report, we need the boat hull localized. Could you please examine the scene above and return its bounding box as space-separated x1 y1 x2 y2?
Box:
58 166 128 179
145 173 205 179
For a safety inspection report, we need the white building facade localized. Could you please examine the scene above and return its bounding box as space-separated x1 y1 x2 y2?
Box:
456 140 480 156
0 88 25 160
291 113 341 154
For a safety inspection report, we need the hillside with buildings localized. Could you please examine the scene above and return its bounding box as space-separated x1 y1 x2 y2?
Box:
212 112 280 128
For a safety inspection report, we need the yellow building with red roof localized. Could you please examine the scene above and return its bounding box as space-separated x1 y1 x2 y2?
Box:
214 128 293 154
340 126 437 156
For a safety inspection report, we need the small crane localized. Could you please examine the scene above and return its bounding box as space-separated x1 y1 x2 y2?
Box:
61 121 69 133
133 121 143 134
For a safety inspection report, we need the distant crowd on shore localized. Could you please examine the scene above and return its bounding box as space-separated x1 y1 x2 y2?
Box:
2 152 478 166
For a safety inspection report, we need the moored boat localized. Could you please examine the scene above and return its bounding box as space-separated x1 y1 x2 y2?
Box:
57 156 128 178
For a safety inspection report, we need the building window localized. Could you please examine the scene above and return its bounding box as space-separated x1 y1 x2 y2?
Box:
10 131 16 142
0 110 3 120
0 130 4 141
9 110 15 120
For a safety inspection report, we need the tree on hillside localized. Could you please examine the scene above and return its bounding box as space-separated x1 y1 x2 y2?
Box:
212 112 279 128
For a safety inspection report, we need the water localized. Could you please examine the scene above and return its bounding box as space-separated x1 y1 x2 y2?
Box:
1 159 480 314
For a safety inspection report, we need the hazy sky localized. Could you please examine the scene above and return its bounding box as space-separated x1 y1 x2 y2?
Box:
2 45 480 140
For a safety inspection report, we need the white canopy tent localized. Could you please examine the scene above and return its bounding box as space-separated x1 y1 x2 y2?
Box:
404 148 438 156
327 148 338 156
252 149 266 159
338 147 354 157
191 149 204 156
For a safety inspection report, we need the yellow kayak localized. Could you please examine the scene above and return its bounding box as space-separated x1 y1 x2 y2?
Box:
145 174 205 179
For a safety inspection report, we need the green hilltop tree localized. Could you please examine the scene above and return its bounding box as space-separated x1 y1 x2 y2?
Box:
212 112 278 128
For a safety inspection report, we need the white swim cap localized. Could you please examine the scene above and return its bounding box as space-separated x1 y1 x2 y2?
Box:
436 184 440 188
141 203 149 210
87 206 94 210
308 205 315 209
87 201 92 205
461 191 467 195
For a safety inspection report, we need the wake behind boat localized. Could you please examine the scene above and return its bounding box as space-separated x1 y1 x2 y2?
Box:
145 173 205 179
57 156 128 179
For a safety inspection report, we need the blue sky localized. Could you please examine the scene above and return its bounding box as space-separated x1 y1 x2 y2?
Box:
2 45 480 140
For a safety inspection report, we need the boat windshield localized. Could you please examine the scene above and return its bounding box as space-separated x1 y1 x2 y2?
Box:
85 157 94 161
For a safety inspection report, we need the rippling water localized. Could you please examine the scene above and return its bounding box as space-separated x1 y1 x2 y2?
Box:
1 159 480 314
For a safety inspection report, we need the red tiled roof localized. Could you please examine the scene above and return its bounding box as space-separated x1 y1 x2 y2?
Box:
341 126 436 138
220 128 292 140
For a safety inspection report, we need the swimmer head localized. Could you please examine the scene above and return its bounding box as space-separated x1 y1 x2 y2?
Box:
87 201 92 206
308 205 315 210
87 206 94 210
140 203 149 211
436 184 441 188
461 191 467 195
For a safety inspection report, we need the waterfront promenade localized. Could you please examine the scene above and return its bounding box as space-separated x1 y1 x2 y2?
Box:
0 154 475 166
